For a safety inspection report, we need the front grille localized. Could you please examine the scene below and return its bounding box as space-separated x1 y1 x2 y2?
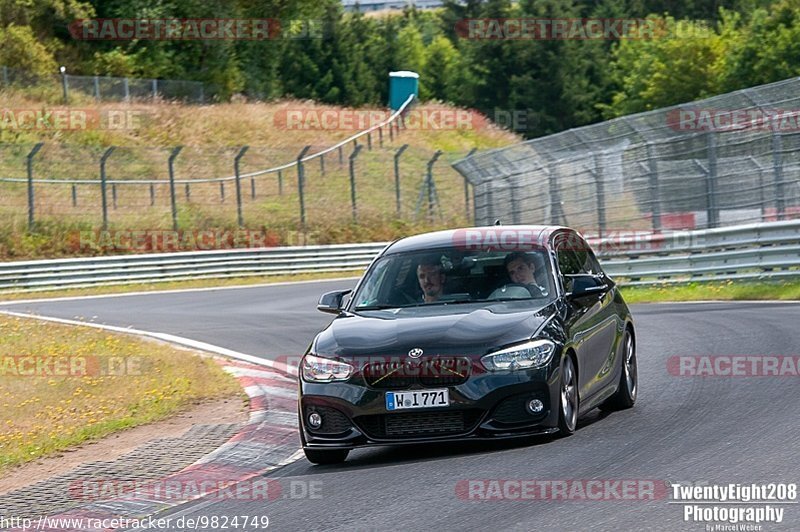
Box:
362 360 416 389
356 410 482 439
492 394 547 424
362 357 472 389
305 406 352 435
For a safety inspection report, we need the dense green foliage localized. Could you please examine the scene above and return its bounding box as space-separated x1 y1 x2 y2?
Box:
3 0 800 137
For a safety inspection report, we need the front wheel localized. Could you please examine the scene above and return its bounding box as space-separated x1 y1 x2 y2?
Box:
599 329 637 412
304 448 349 465
557 355 579 435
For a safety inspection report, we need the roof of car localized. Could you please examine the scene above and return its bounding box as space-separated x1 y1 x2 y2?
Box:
383 225 574 255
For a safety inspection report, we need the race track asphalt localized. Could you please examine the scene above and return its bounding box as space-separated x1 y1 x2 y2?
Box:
2 281 798 531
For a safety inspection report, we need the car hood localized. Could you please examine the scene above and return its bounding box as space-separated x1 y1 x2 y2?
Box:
313 302 556 358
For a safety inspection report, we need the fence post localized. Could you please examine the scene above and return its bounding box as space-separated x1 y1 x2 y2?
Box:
320 152 325 177
112 183 118 210
234 146 249 227
59 67 69 104
251 177 256 199
389 121 394 142
463 148 477 221
772 131 785 220
168 146 182 231
378 127 383 148
72 184 78 207
592 155 607 238
547 169 564 225
367 132 372 151
26 142 44 231
2 66 8 86
99 147 115 231
349 144 364 223
123 78 130 101
277 169 283 195
94 75 100 100
645 143 662 232
745 156 766 222
152 79 158 100
149 183 155 206
426 150 443 222
706 133 719 228
297 145 311 228
185 183 191 201
220 182 225 203
394 144 409 217
338 146 344 165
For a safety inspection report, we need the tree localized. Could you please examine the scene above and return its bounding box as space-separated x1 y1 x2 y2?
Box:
601 16 725 117
421 35 461 102
0 25 58 75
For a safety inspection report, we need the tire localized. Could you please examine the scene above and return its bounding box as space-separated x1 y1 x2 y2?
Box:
557 355 579 436
303 448 349 465
599 329 637 412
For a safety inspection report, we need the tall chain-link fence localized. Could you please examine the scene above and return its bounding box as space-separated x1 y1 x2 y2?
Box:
0 66 209 103
453 77 800 237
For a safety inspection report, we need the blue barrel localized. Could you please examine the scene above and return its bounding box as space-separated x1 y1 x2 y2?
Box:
389 71 419 110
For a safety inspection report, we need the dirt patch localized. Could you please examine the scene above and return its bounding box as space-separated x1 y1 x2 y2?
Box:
0 397 247 495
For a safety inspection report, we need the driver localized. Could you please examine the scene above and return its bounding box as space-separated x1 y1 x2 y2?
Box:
504 251 547 296
417 260 446 303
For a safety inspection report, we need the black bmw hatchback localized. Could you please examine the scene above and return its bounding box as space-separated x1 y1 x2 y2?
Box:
299 226 637 464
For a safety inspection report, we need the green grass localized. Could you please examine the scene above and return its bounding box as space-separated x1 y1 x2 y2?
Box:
620 279 800 304
0 314 244 471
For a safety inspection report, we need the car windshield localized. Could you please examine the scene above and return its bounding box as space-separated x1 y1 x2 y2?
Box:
351 246 556 310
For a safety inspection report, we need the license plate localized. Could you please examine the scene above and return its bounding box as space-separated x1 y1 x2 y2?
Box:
386 389 449 410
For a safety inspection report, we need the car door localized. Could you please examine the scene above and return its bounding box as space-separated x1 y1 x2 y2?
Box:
554 232 620 403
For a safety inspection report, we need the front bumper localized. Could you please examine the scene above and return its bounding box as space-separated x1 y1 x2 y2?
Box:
299 365 562 449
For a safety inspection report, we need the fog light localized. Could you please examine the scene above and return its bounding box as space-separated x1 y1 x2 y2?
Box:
308 411 323 429
526 399 544 414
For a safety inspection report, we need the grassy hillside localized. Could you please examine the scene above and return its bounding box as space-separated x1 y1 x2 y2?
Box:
0 91 520 260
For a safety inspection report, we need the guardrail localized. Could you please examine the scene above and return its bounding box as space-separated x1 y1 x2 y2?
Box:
594 220 800 286
0 243 388 292
0 221 798 292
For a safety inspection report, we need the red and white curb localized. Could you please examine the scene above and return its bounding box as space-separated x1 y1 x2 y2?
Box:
0 311 303 532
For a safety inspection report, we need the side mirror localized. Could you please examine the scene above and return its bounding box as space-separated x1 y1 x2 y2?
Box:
317 290 352 314
565 274 610 299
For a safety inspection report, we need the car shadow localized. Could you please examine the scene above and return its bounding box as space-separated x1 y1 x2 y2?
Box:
288 408 613 475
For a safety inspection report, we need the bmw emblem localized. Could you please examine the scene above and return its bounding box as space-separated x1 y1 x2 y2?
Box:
408 348 424 359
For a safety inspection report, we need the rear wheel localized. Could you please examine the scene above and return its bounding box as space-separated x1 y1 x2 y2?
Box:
557 355 579 435
303 448 349 465
599 329 637 412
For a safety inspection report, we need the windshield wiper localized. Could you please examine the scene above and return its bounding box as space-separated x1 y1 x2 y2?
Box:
353 304 401 311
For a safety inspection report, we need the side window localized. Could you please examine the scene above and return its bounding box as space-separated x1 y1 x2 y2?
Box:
572 238 604 275
556 246 581 276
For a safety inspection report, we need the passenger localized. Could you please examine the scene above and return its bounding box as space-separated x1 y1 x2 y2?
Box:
504 251 547 296
417 261 446 303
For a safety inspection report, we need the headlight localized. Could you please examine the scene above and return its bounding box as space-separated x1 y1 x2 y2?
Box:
302 353 354 382
481 339 556 371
